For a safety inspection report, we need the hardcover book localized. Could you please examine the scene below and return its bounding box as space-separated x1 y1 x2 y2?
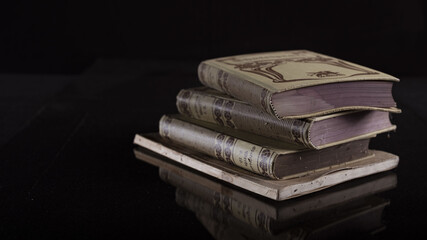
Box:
198 50 400 119
176 87 396 149
133 133 399 200
158 114 375 179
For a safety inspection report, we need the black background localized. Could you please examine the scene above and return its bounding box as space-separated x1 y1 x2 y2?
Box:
1 0 426 76
1 1 427 239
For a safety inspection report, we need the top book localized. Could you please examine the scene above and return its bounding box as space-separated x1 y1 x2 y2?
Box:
198 50 400 119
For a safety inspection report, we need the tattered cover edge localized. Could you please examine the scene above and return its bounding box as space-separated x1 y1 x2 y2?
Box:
133 133 399 201
203 50 399 93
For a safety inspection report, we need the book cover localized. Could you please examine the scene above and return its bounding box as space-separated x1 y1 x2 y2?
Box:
176 86 396 149
158 114 375 179
198 50 400 119
133 133 399 200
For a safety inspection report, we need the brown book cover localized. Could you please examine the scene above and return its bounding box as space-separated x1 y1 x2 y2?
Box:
176 87 396 149
133 133 399 200
198 50 400 119
158 114 376 179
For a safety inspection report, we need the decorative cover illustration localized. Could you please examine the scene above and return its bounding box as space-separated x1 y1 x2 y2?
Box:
201 50 399 92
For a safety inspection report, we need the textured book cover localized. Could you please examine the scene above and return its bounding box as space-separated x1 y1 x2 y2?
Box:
198 50 400 119
176 87 396 149
158 114 375 179
133 133 399 200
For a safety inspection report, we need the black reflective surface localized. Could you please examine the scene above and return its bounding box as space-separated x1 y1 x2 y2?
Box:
135 145 398 239
2 0 427 238
0 59 426 239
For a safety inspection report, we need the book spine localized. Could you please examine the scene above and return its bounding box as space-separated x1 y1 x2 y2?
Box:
176 88 314 149
198 62 276 117
159 115 279 179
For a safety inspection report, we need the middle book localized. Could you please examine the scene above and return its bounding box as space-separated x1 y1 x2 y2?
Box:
176 87 396 150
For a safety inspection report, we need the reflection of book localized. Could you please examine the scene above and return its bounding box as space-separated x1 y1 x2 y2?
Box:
158 114 376 179
193 195 391 240
198 50 400 119
158 163 396 239
176 87 396 149
133 135 398 201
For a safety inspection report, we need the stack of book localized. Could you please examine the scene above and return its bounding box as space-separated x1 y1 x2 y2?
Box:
134 50 400 200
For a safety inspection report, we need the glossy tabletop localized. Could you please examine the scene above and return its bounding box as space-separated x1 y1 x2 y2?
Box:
1 60 426 239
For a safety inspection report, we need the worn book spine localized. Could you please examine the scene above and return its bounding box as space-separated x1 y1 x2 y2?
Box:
159 115 280 179
176 88 314 148
198 62 277 117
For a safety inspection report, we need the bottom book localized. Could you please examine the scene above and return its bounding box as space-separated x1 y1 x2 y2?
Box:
133 133 399 201
133 147 397 239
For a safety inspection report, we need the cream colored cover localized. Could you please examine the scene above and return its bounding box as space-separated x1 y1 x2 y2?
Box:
202 50 399 92
159 114 287 179
133 133 399 201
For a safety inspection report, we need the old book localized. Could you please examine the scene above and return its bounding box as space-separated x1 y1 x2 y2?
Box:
158 114 373 179
198 50 401 119
133 146 395 238
176 86 396 149
132 133 399 200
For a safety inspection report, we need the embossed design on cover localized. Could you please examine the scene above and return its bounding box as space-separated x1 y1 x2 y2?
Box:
258 149 272 176
217 69 231 95
177 90 193 117
214 134 226 161
213 98 225 126
223 100 236 128
216 51 379 83
307 71 344 78
213 133 277 177
214 134 238 164
291 120 307 146
159 116 172 140
224 136 236 163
